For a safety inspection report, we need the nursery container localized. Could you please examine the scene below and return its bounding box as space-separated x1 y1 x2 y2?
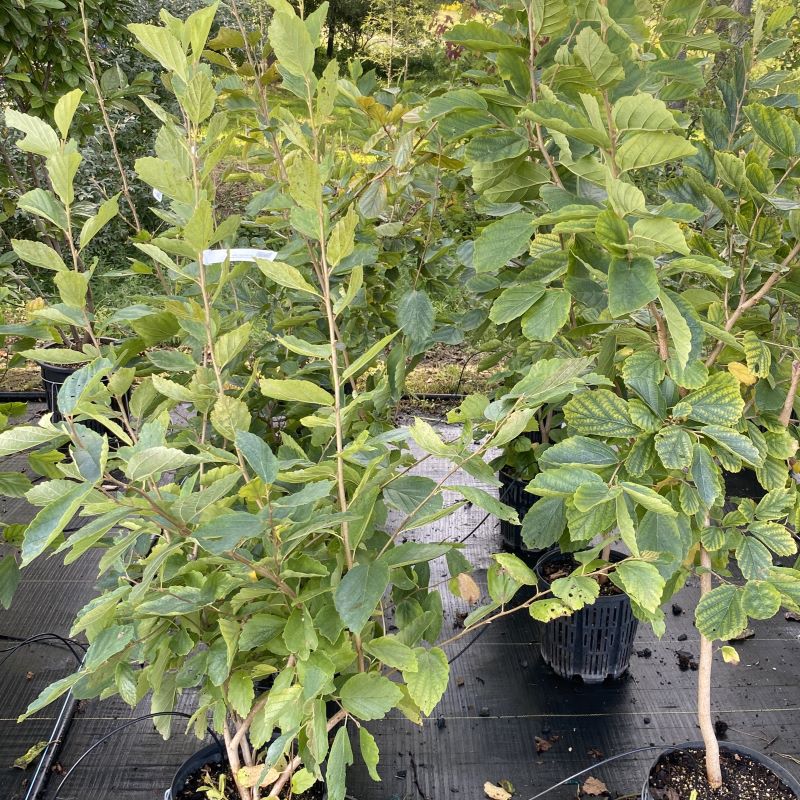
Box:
534 549 638 683
642 740 800 799
498 470 539 553
40 356 129 437
165 742 329 799
723 468 767 501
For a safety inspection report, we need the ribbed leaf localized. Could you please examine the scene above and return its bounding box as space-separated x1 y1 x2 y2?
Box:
701 426 763 468
612 94 680 132
695 584 746 640
573 27 624 87
744 104 800 157
538 436 619 469
564 390 639 437
472 213 534 274
611 561 665 613
655 426 693 470
607 257 659 317
616 132 697 172
620 482 677 516
520 497 566 550
691 443 722 508
521 289 571 342
742 581 782 620
736 536 773 580
489 283 545 324
551 575 599 610
659 289 692 369
742 331 771 377
527 467 604 498
673 373 744 427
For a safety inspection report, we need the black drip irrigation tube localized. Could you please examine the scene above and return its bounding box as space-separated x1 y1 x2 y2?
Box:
0 391 46 403
0 634 87 800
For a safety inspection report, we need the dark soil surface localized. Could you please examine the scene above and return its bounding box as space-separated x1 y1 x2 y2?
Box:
540 553 623 597
648 747 797 800
176 759 325 800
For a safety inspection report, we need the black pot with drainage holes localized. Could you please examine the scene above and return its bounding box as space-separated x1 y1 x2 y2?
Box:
641 740 800 799
498 469 539 553
534 549 638 684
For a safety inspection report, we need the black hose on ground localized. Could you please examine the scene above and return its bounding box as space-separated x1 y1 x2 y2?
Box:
50 712 224 800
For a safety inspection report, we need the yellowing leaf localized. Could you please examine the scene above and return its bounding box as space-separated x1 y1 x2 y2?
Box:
456 573 481 604
728 362 757 386
237 764 280 788
484 782 512 800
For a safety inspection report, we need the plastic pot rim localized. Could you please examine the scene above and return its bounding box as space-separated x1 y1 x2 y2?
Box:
641 740 800 799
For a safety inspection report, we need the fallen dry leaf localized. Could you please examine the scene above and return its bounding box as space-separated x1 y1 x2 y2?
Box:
457 572 481 604
581 776 608 796
484 781 512 800
535 736 552 753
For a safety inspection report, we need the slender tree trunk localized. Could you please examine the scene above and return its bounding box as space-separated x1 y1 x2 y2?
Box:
327 0 336 58
698 546 723 788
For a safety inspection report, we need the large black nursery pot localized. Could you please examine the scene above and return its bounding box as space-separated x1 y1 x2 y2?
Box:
498 469 539 554
641 741 800 799
534 549 638 683
166 742 329 800
40 352 130 438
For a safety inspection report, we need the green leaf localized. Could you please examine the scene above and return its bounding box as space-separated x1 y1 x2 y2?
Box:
521 289 571 341
673 373 744 427
325 724 354 800
404 647 449 716
521 497 566 550
489 283 545 324
17 189 68 231
749 520 796 556
128 23 188 80
616 131 697 172
21 484 92 566
210 395 251 440
53 89 84 139
529 598 573 622
125 446 210 481
340 672 403 720
257 259 319 295
620 482 677 516
611 561 665 613
695 584 746 641
573 26 624 87
691 443 722 508
84 624 134 670
450 485 519 524
607 257 659 317
612 94 680 132
655 426 693 470
334 561 390 634
5 108 59 157
79 194 120 251
19 348 90 366
327 207 358 267
0 556 20 610
564 390 639 437
177 72 216 124
742 581 782 620
55 271 88 309
19 674 81 723
359 727 381 782
744 104 800 157
235 431 278 484
341 332 399 382
659 289 692 369
551 574 600 610
637 512 686 578
736 536 773 580
398 290 435 344
631 217 690 255
538 437 619 469
573 481 614 511
472 213 534 273
493 552 538 586
527 467 604 498
268 9 315 78
259 378 334 406
606 180 646 217
12 239 67 272
0 425 65 457
365 636 418 672
701 426 763 468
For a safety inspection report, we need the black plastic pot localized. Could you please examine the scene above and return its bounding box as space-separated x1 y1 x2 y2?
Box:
40 356 129 438
723 468 767 501
166 742 225 800
498 470 539 553
534 549 638 683
165 742 329 800
641 740 800 799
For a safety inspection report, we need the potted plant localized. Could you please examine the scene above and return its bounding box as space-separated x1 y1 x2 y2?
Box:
0 6 614 799
1 94 149 431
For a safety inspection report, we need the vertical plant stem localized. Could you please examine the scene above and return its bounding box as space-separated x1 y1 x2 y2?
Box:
778 360 800 427
698 545 723 789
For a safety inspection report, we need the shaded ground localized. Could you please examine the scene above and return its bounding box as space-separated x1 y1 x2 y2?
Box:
0 409 798 800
